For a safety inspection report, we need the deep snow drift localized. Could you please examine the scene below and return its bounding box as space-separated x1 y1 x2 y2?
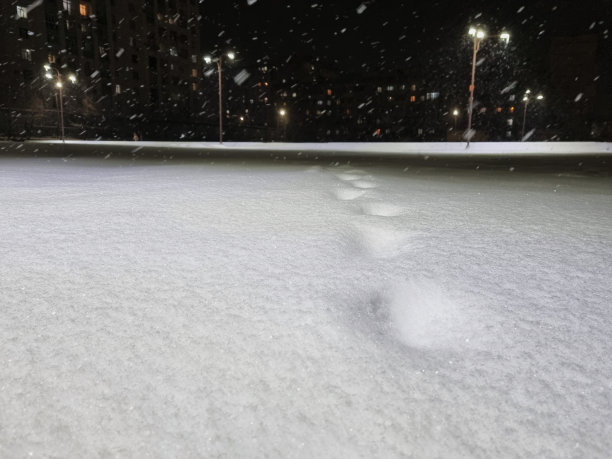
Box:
1 157 611 457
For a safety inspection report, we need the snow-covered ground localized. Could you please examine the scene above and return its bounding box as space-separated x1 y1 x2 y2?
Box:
1 156 611 457
3 140 612 160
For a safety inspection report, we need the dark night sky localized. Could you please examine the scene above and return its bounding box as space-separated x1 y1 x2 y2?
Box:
200 0 611 78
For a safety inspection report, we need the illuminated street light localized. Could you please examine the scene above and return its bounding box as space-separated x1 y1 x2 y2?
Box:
521 90 544 140
43 65 77 142
277 108 288 141
203 51 236 143
452 108 459 129
466 26 510 146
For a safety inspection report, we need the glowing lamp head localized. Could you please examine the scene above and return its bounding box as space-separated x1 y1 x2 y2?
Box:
536 94 544 100
452 109 459 116
44 64 51 72
468 27 476 37
227 51 235 60
68 74 76 83
500 32 510 43
56 81 63 88
45 72 53 79
279 109 286 117
204 55 212 64
476 30 485 39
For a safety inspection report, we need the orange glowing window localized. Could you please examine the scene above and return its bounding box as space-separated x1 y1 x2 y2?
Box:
509 106 515 113
79 3 88 16
410 95 416 102
327 89 332 96
496 107 502 113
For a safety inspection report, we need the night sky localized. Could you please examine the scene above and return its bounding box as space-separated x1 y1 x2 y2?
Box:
200 0 611 78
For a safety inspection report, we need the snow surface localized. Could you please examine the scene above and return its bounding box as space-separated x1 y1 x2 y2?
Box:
27 140 612 157
1 156 611 457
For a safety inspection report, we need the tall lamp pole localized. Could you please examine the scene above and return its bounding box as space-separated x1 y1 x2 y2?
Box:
466 28 510 147
204 51 235 144
521 90 544 140
44 65 76 142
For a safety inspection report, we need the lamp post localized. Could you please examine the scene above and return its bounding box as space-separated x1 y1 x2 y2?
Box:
521 90 544 140
278 108 287 141
204 51 235 144
452 108 459 130
466 27 510 146
44 65 76 142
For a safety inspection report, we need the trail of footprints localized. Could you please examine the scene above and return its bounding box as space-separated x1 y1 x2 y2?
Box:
333 168 409 259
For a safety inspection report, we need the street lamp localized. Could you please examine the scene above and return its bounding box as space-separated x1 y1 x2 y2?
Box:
521 90 544 140
44 64 77 142
466 26 510 146
278 108 288 141
203 51 235 144
452 108 459 129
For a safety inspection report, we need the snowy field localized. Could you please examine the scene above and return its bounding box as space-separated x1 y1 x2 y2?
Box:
1 155 611 457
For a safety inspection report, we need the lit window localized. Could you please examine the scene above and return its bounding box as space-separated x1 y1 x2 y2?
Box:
387 85 394 91
48 54 56 63
426 92 440 100
192 82 198 91
507 118 513 126
410 95 416 102
17 6 27 18
80 3 90 16
115 84 121 94
21 49 32 61
496 107 502 113
376 87 382 93
509 106 515 113
192 68 198 77
62 0 72 13
327 89 332 96
411 84 416 91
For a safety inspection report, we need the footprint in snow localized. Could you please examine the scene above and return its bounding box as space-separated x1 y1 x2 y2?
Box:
334 188 367 201
352 222 411 259
359 202 405 217
351 180 378 189
336 173 363 181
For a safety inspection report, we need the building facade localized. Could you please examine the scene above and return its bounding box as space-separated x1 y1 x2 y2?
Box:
1 0 204 139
